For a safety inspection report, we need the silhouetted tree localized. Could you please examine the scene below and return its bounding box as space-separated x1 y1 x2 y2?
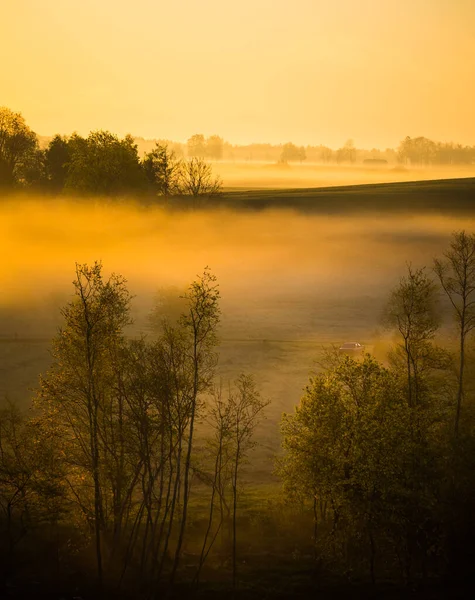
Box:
65 131 146 196
0 107 38 188
279 142 306 164
336 139 356 164
143 143 182 197
398 136 437 166
170 268 221 581
228 374 268 588
179 157 222 200
279 353 440 583
320 146 334 163
187 134 207 158
16 147 47 189
206 135 224 161
434 231 475 437
38 262 132 587
0 402 65 586
45 135 71 192
383 265 442 408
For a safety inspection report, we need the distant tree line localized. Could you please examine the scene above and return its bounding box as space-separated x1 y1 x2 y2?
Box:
0 107 221 199
2 105 475 197
397 135 475 166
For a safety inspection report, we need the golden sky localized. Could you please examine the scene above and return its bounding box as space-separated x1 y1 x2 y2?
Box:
2 0 474 148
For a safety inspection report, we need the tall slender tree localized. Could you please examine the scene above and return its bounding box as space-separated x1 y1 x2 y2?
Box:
434 231 475 437
383 265 441 408
38 262 132 587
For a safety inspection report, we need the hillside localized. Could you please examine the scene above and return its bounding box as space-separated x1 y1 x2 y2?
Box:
215 177 475 213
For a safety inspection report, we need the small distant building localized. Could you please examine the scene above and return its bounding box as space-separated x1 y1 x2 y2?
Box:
363 158 388 166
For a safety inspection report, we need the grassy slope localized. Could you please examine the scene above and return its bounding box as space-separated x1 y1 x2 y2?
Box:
215 177 475 213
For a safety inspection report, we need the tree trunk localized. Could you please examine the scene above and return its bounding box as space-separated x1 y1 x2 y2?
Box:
232 442 240 589
455 327 465 438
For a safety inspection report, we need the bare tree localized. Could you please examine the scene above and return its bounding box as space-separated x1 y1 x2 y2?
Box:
228 375 268 588
434 231 475 437
170 268 221 582
179 157 222 201
194 383 233 584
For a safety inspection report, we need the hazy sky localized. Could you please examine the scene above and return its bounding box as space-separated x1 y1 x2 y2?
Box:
2 0 474 148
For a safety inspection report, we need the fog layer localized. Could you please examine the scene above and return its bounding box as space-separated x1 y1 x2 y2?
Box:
1 197 473 338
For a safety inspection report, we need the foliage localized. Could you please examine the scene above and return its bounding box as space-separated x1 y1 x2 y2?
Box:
279 353 444 581
206 135 224 161
187 134 207 158
279 142 306 164
0 402 65 584
45 134 71 192
434 231 475 437
398 136 475 166
65 131 147 196
143 142 182 197
383 265 447 409
0 107 38 188
37 262 133 583
336 139 356 164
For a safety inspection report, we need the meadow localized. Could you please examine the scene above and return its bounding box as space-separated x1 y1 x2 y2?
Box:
213 161 475 192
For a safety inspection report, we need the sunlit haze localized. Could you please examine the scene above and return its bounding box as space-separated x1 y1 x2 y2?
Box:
3 0 475 147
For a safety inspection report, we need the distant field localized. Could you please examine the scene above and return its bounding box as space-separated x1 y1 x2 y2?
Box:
215 177 475 213
214 160 475 193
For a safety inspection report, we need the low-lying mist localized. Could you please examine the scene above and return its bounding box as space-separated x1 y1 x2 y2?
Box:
1 196 473 338
215 162 475 190
2 194 475 446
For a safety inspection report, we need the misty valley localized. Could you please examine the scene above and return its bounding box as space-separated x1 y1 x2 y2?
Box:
2 187 475 599
3 0 475 594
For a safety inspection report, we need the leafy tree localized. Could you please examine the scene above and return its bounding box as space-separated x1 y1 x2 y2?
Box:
65 131 147 196
45 135 71 192
206 135 224 161
320 146 334 163
187 134 207 158
38 262 132 586
279 142 306 164
434 231 475 437
16 146 47 189
383 265 443 408
0 402 65 585
397 136 437 166
143 143 182 197
279 354 427 582
0 107 38 188
170 268 221 580
336 139 356 164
